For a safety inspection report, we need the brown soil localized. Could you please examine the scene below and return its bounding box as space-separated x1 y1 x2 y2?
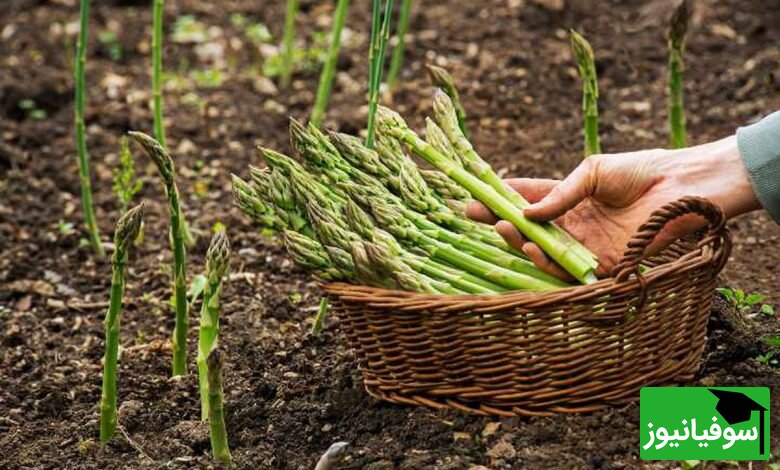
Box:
1 0 779 468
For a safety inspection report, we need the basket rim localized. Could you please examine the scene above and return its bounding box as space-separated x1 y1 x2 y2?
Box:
322 228 729 313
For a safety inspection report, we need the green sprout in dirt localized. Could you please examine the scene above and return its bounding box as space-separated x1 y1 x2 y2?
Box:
99 203 144 443
668 0 690 149
198 230 231 421
19 99 47 120
207 348 231 464
129 131 189 376
425 64 467 137
310 0 350 127
112 136 143 213
311 297 330 336
386 0 413 90
717 287 774 318
280 0 299 87
75 0 103 256
98 29 122 62
152 0 166 148
570 30 601 157
365 0 394 148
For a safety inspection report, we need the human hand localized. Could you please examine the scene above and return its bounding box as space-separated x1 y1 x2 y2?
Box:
466 136 759 279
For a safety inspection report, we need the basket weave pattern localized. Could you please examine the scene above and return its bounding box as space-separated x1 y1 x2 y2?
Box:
324 197 732 417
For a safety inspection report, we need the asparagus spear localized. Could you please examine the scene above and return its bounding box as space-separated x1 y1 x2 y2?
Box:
376 105 598 284
386 0 413 90
345 200 506 293
129 131 190 375
342 181 566 286
425 64 468 137
206 348 231 464
366 0 395 148
280 0 299 88
430 96 599 272
99 203 144 443
570 30 601 157
75 0 104 256
667 0 689 149
283 230 354 281
419 169 471 201
197 230 231 421
311 0 350 127
231 174 281 230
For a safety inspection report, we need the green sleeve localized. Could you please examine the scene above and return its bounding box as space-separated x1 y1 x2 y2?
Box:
737 111 780 223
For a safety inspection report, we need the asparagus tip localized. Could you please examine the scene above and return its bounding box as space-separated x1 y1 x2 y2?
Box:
128 130 174 183
114 202 145 250
668 0 690 47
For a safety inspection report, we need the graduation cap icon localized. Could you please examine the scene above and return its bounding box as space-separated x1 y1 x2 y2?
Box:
709 389 767 455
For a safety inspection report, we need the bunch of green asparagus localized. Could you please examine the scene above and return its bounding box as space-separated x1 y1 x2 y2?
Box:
233 90 599 294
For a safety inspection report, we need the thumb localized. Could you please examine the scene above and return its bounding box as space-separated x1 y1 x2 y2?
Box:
524 158 598 221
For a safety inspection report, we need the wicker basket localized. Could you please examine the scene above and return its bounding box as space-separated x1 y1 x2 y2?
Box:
323 196 732 417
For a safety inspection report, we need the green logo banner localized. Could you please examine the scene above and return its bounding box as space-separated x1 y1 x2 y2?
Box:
640 387 770 460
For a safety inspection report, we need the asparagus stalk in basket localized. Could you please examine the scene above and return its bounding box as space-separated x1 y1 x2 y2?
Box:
376 105 598 284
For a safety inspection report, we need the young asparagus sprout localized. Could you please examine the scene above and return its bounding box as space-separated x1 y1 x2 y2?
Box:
311 297 330 336
365 0 395 148
315 442 350 470
425 64 468 137
310 0 350 126
668 0 689 149
99 202 145 443
570 30 601 157
152 0 166 148
386 0 413 90
129 131 189 376
206 348 231 464
75 0 104 256
281 0 299 88
198 230 231 421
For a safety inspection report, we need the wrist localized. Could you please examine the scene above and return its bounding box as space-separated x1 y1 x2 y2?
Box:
669 135 761 219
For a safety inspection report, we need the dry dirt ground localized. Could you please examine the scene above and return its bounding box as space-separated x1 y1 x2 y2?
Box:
1 0 779 468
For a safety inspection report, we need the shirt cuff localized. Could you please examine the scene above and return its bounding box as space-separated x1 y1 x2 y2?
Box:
736 111 780 223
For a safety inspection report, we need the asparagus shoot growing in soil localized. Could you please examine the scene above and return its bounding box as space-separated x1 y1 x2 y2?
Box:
152 0 166 148
570 30 601 157
198 230 231 421
426 64 468 137
281 0 299 88
386 0 413 90
99 203 145 443
129 131 189 376
75 0 103 256
365 0 394 148
311 297 329 335
668 0 689 149
206 348 231 464
311 0 350 127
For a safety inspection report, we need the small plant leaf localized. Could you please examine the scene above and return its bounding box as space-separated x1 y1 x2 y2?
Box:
761 304 775 316
763 335 780 349
188 274 208 307
745 293 765 306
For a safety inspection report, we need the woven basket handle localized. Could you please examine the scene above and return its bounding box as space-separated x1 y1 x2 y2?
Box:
610 196 726 282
